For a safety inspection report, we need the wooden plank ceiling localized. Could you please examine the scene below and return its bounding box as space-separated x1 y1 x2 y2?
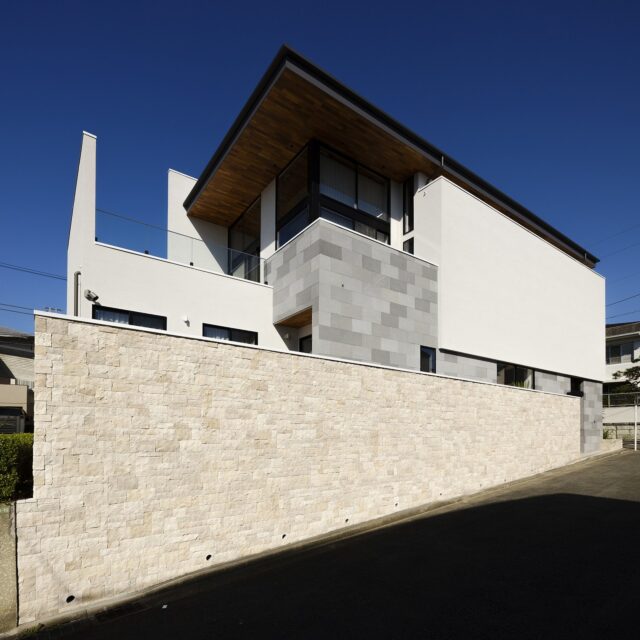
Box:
188 67 440 226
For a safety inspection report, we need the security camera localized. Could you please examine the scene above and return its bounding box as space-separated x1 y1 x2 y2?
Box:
84 289 99 302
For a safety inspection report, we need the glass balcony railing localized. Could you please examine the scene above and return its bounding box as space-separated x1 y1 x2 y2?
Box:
95 209 264 283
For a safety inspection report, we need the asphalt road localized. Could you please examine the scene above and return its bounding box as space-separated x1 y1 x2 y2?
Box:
30 451 640 639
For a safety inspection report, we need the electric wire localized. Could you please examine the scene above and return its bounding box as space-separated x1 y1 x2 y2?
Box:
0 261 66 281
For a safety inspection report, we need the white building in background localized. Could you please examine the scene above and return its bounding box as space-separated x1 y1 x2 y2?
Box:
66 46 605 451
603 321 640 431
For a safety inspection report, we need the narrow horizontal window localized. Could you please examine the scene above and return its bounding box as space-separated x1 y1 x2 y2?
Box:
93 305 167 330
497 362 534 389
203 323 258 345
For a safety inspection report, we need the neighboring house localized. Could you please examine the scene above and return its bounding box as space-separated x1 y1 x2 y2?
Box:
66 46 605 451
603 321 640 432
0 326 34 433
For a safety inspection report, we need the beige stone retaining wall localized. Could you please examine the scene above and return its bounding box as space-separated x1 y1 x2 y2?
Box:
16 314 582 623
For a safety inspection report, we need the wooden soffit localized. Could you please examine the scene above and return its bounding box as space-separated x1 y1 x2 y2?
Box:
187 65 440 226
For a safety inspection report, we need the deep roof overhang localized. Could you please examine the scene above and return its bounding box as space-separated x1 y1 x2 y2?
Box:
185 46 599 267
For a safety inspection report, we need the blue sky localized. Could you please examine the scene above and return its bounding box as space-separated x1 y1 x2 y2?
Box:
1 0 639 333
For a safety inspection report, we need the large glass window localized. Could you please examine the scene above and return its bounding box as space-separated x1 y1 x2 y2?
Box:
277 207 309 247
229 198 261 282
277 149 308 222
420 346 436 373
497 362 534 388
274 143 391 248
320 151 356 207
606 342 634 364
93 306 166 330
319 148 389 222
358 168 387 219
203 324 258 345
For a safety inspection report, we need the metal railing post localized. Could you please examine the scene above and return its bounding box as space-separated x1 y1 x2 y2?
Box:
635 394 638 452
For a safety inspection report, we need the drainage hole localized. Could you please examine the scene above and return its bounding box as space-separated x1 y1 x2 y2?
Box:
282 534 286 539
206 554 212 561
66 595 75 604
345 518 349 523
395 503 398 507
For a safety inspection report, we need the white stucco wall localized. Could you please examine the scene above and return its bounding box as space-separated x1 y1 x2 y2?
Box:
414 177 604 382
66 134 285 348
166 169 228 273
66 132 97 315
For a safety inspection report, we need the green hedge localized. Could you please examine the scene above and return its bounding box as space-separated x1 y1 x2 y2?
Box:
0 434 33 502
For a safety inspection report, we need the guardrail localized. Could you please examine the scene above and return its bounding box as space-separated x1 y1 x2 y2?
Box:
603 393 638 451
603 392 640 407
95 209 264 283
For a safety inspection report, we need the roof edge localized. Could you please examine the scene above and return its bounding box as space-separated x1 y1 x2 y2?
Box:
184 45 599 266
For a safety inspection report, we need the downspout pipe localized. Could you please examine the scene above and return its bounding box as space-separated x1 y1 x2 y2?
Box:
73 271 81 316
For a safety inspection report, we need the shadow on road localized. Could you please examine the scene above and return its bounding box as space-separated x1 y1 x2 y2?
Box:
34 491 640 639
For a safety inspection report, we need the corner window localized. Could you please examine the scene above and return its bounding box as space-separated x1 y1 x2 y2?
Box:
403 177 414 233
403 238 414 255
203 324 258 345
420 346 436 373
497 362 534 389
319 148 389 223
93 305 166 330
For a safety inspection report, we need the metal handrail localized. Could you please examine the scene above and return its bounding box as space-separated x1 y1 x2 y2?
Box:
95 209 264 283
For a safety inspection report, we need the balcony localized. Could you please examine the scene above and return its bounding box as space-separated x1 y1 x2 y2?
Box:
95 209 263 283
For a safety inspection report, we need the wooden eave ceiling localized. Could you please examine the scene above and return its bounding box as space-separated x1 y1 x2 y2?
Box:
187 66 440 227
187 55 597 266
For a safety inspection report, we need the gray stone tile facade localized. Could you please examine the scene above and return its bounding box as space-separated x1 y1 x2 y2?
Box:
581 380 603 453
535 371 571 395
266 219 437 370
437 350 498 383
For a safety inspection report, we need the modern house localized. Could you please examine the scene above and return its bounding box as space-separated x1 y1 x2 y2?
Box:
603 321 640 433
0 326 34 433
66 46 605 451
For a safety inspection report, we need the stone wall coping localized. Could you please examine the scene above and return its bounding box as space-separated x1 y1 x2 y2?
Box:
34 311 576 400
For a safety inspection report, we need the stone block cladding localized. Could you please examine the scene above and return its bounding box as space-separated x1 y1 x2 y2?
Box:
17 315 581 623
581 380 603 453
266 219 438 370
535 372 571 395
437 351 497 383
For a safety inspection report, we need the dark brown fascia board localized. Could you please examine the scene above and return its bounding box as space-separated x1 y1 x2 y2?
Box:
184 45 599 267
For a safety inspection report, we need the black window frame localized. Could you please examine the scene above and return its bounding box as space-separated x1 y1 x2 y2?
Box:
403 237 414 254
275 141 391 248
299 334 312 353
420 346 436 373
92 305 167 330
497 361 535 389
403 176 414 234
606 342 633 365
202 323 258 345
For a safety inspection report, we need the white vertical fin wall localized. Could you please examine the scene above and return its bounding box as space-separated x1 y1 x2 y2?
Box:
166 170 228 273
66 132 97 317
414 177 604 382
